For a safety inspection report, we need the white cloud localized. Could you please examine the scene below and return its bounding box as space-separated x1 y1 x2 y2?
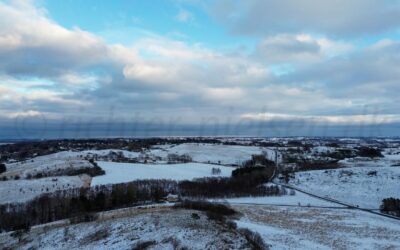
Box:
27 89 87 106
122 37 269 89
241 113 400 125
256 34 353 63
0 0 108 75
288 38 400 109
204 87 244 103
176 9 194 23
123 62 179 85
6 110 42 119
58 73 98 86
0 76 89 116
133 38 210 61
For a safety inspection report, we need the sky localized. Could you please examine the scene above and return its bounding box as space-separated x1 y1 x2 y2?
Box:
0 0 400 139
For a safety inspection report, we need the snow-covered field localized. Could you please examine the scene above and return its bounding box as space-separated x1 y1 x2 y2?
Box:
2 144 272 180
0 208 252 250
92 161 233 186
1 139 400 249
0 175 90 204
76 149 141 159
234 204 400 250
149 143 276 165
340 154 400 168
4 151 98 179
216 191 344 208
6 159 92 179
1 149 147 181
0 147 243 203
288 166 400 209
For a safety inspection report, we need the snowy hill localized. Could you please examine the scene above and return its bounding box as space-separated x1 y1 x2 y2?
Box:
288 166 400 209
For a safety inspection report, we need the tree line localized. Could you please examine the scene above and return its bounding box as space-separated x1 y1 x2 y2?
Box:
0 179 177 232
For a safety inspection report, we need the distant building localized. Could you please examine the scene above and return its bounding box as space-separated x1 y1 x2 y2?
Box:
164 193 179 202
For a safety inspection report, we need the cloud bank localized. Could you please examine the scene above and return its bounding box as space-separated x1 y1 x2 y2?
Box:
0 0 399 138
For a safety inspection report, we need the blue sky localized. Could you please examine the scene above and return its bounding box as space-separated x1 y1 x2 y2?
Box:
41 0 400 49
0 0 400 138
41 0 253 50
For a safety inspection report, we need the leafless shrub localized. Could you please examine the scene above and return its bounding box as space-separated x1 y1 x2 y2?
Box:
174 200 236 216
211 167 221 175
80 227 110 245
131 240 157 250
239 228 269 250
161 236 188 250
69 213 98 224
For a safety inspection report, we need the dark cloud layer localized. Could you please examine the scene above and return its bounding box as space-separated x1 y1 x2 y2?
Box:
212 0 400 37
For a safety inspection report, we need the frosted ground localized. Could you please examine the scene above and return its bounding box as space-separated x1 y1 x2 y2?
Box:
0 207 252 250
1 201 398 249
234 204 400 250
221 181 400 249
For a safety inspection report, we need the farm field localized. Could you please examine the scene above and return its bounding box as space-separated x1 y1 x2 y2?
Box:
149 143 276 165
92 161 233 185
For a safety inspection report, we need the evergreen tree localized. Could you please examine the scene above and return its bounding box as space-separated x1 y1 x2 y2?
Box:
0 163 6 174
